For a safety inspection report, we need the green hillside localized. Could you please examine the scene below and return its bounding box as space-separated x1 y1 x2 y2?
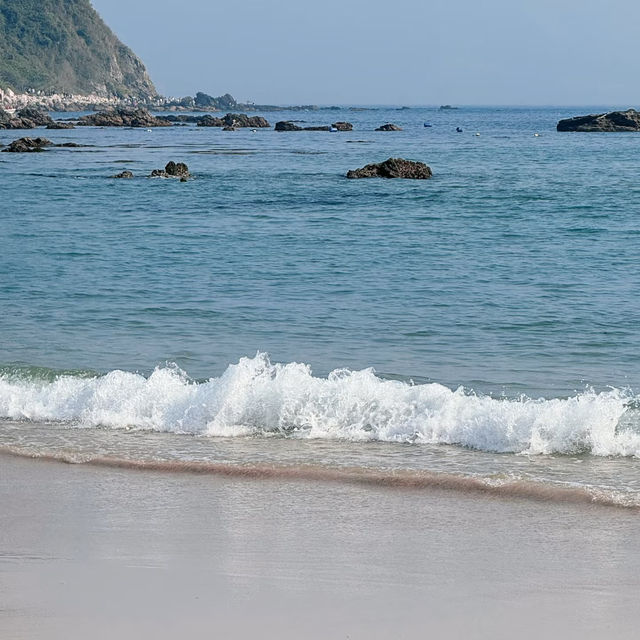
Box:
0 0 157 97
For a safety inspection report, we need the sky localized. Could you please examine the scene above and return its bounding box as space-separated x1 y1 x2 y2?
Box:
91 0 640 106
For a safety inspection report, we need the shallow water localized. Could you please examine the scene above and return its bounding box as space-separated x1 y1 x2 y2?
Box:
2 105 640 504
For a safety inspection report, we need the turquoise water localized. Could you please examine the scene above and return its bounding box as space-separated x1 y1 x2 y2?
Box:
2 106 640 504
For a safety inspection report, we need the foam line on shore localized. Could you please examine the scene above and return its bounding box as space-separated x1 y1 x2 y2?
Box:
1 447 637 510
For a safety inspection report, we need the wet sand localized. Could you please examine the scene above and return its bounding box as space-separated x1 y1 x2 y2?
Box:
1 452 639 639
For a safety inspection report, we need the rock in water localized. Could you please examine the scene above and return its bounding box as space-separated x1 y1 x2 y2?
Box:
346 158 432 179
1 137 53 152
47 122 76 130
196 115 225 127
275 121 303 131
77 108 171 127
150 161 190 178
222 113 269 128
557 109 640 132
15 108 53 126
275 121 346 132
112 170 134 179
0 107 54 129
165 161 189 177
196 113 270 128
375 123 403 131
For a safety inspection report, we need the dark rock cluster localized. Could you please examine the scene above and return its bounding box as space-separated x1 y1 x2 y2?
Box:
0 107 54 129
111 162 191 180
77 108 172 127
150 161 190 179
157 113 270 128
275 121 354 131
346 157 432 179
275 121 302 131
1 137 53 152
197 113 270 128
1 137 86 152
375 123 403 131
557 109 640 132
47 122 76 130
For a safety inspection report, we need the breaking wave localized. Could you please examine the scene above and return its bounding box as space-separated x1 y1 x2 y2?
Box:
1 353 639 457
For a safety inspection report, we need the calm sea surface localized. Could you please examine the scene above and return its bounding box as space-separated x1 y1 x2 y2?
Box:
2 106 640 505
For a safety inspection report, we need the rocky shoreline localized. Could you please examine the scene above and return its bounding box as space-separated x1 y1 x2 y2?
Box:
0 87 343 114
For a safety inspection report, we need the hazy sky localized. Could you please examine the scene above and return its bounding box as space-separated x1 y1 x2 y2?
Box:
92 0 639 106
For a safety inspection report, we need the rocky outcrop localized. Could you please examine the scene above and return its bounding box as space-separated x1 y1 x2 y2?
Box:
346 157 432 179
275 120 352 131
1 137 87 151
196 113 270 128
0 107 54 129
1 137 53 152
15 107 53 126
557 109 640 132
275 121 302 131
112 170 134 179
150 161 190 179
375 123 403 131
46 122 76 130
160 114 200 123
194 92 238 110
77 108 172 127
195 115 225 127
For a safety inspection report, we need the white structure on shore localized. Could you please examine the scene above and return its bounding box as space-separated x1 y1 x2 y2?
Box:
0 86 152 112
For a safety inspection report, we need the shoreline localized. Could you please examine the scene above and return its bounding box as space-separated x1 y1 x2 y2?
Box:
2 453 639 639
1 448 636 510
0 87 340 114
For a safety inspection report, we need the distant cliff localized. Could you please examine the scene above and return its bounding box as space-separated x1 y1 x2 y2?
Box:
0 0 157 98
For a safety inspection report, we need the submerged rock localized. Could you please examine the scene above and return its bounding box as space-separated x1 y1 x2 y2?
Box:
150 161 190 178
1 137 53 152
112 170 134 178
375 123 403 131
346 157 432 179
77 108 172 128
557 109 640 132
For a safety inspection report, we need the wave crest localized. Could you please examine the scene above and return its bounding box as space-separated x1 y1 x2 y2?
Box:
1 353 638 456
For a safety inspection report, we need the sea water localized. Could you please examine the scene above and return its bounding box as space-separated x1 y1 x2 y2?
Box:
2 105 640 506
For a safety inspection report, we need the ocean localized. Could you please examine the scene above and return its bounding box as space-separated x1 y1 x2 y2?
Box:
2 105 640 507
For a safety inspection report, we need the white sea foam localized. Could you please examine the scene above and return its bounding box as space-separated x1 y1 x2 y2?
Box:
1 353 639 457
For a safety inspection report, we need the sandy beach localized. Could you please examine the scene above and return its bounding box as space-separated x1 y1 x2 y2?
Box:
1 452 638 639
